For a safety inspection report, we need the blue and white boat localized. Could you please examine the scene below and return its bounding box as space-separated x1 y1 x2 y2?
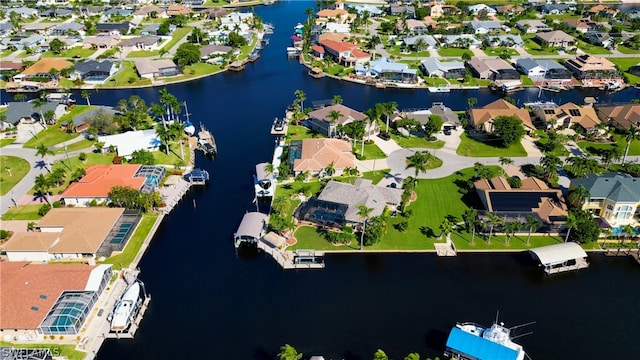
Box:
184 168 210 184
109 281 143 332
445 320 529 360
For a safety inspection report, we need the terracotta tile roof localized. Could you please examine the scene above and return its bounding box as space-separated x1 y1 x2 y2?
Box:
318 33 347 43
167 4 191 15
319 39 360 54
1 232 60 252
469 99 534 130
533 197 567 223
597 104 640 129
293 139 355 174
308 104 366 125
520 177 549 191
62 164 143 198
38 208 125 254
21 58 72 75
350 49 371 59
0 261 96 330
311 45 325 54
317 9 348 17
565 55 616 71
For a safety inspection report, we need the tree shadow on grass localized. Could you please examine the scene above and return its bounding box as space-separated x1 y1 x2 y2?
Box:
419 226 435 238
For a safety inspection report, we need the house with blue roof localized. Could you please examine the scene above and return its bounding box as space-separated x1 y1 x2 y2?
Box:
469 20 501 35
355 58 418 84
571 173 640 227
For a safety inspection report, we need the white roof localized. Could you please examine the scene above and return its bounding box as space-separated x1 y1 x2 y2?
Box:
85 264 112 291
235 212 268 240
529 242 587 266
98 129 160 157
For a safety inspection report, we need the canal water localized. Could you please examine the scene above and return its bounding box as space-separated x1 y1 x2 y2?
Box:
7 1 638 359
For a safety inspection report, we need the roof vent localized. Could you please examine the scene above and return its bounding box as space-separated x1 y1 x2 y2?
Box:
40 294 47 299
31 306 39 311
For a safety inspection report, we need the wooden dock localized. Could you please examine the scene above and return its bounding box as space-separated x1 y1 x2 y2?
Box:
435 237 456 256
545 258 589 275
256 240 325 269
104 295 151 339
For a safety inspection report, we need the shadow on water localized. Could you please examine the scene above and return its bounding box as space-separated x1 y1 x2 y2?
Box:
424 328 449 354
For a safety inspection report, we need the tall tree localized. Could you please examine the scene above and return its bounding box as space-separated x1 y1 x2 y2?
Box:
503 221 521 246
294 89 306 113
524 215 541 246
34 174 51 203
492 116 526 147
357 204 374 251
467 97 477 109
568 185 590 209
35 144 54 172
622 126 639 164
366 35 382 60
485 213 503 244
564 211 577 242
439 217 455 240
327 110 343 137
499 157 513 170
405 151 431 186
382 101 397 133
324 161 335 177
462 208 479 245
540 154 562 180
332 95 343 104
81 90 91 106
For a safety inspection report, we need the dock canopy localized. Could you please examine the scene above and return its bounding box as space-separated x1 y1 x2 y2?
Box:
234 212 269 248
446 327 519 360
529 242 588 274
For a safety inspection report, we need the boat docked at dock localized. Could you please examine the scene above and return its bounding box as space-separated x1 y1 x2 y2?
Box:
197 124 217 157
445 319 532 360
184 168 210 185
109 280 144 333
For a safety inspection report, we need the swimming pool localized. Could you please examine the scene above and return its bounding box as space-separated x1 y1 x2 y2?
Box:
610 226 640 236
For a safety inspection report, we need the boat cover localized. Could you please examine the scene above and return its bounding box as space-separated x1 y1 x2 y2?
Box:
446 327 519 360
529 242 587 266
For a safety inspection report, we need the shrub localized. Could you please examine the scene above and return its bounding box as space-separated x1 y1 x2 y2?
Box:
52 200 62 208
113 156 122 164
78 152 87 161
128 77 136 84
396 221 408 232
507 176 522 188
38 204 52 217
0 230 10 240
89 199 98 207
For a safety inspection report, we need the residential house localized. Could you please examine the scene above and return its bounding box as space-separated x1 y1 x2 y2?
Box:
8 7 38 19
483 35 524 48
0 23 14 36
49 22 83 36
98 129 162 158
469 20 501 35
515 58 546 78
12 58 73 82
496 4 525 16
182 0 205 5
475 176 567 230
73 60 118 83
0 262 112 334
535 30 575 48
563 54 619 80
469 4 497 16
316 8 352 24
296 179 402 228
96 22 133 35
5 101 60 126
288 138 356 177
1 34 45 51
515 20 551 33
2 208 141 261
535 102 601 131
39 7 74 18
167 4 191 17
564 18 600 34
466 57 519 80
310 44 325 59
588 5 618 19
402 35 438 50
585 32 612 48
468 99 534 133
22 22 56 34
596 104 640 130
307 104 371 138
360 57 418 83
319 39 370 67
83 34 120 49
420 58 466 79
324 22 351 34
537 59 572 82
61 106 119 133
427 3 445 18
571 173 640 227
103 8 133 17
436 34 482 49
118 36 163 51
539 4 571 15
133 5 166 20
348 4 384 17
402 19 429 34
134 59 181 79
400 103 461 128
388 4 416 18
200 44 233 60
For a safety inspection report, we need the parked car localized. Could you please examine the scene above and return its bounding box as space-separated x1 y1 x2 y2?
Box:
377 131 391 141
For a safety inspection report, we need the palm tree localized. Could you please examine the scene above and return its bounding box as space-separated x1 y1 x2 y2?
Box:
278 344 302 360
622 126 638 164
373 349 389 360
540 154 562 179
499 157 513 170
366 35 382 60
324 161 335 177
357 204 374 250
271 196 289 215
485 213 502 244
467 97 477 109
294 89 306 113
568 185 590 209
35 144 54 172
405 151 430 186
34 174 51 203
621 224 634 246
14 93 27 102
49 167 66 187
404 353 420 360
327 110 343 137
564 211 577 242
155 124 172 155
439 217 455 240
524 215 541 246
81 90 91 106
265 163 275 177
504 221 521 246
382 101 397 133
32 97 47 128
332 95 343 104
462 208 479 245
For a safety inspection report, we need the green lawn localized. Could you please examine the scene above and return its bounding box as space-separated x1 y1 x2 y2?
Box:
99 61 152 88
41 47 96 59
272 181 324 224
53 139 94 154
101 213 158 270
361 169 390 185
127 26 192 58
286 124 324 142
290 225 358 251
127 50 160 58
391 133 445 149
385 46 430 58
423 77 449 86
438 47 472 57
616 45 640 55
23 106 93 148
521 75 535 86
152 140 191 166
1 204 43 220
457 133 527 157
162 62 224 82
483 47 518 57
0 138 16 147
357 142 386 160
575 39 610 55
533 131 569 156
0 342 85 360
577 135 640 156
0 156 30 196
523 37 558 56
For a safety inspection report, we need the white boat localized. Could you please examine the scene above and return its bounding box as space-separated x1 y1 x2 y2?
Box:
109 281 142 332
427 85 450 93
445 320 530 360
183 102 195 136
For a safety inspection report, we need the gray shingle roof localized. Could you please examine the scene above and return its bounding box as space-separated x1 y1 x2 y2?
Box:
6 101 58 125
572 173 640 203
74 60 114 75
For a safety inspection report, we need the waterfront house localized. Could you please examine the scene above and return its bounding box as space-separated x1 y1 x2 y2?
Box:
5 101 60 126
468 99 534 133
324 22 351 34
564 18 601 34
596 104 640 130
534 102 601 131
288 138 355 177
362 57 418 83
104 8 133 18
167 4 191 17
469 20 501 35
466 57 518 80
73 60 118 83
515 58 545 78
118 36 163 51
316 8 351 24
348 4 384 17
318 39 370 67
563 54 619 81
83 34 120 49
420 58 466 79
12 58 72 82
540 4 571 15
0 262 112 335
588 4 619 19
400 103 461 128
475 176 567 230
61 164 162 206
3 207 142 262
200 44 233 60
584 32 612 48
0 23 13 36
296 179 403 228
401 19 429 34
49 22 84 36
134 59 181 79
307 104 369 138
98 129 161 157
535 30 575 48
388 4 416 18
515 20 551 33
310 44 325 59
537 59 572 82
133 5 166 20
571 173 640 227
402 35 438 51
61 106 119 133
